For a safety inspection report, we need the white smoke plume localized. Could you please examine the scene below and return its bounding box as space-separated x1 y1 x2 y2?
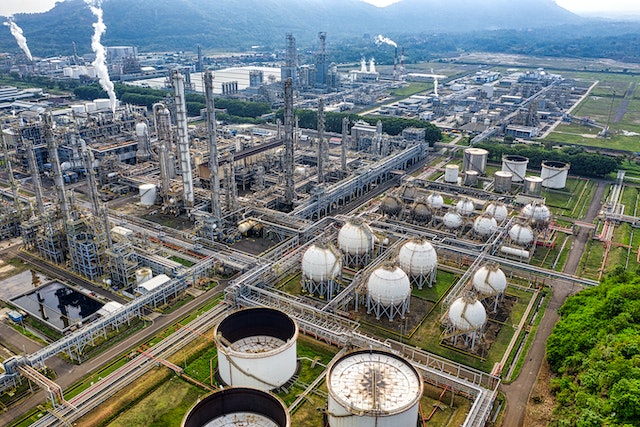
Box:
3 18 33 61
374 34 397 48
85 0 117 113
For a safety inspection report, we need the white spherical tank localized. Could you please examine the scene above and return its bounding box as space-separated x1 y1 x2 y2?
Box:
484 202 509 222
456 198 475 216
472 264 507 296
541 161 570 189
215 308 298 391
509 223 535 246
444 164 459 183
182 387 291 427
326 350 423 427
448 297 487 332
367 265 411 306
443 211 463 229
502 155 529 182
398 239 437 276
301 243 342 282
135 267 153 284
523 176 544 196
139 183 157 206
521 203 551 227
463 147 489 174
338 218 375 255
426 192 444 210
473 215 498 237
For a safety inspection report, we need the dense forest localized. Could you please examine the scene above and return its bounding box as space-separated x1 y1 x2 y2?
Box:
475 142 621 178
546 270 640 426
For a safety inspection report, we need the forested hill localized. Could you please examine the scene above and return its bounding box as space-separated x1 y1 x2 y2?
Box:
0 0 579 55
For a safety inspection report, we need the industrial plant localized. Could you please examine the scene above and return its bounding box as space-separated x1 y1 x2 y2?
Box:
0 24 611 427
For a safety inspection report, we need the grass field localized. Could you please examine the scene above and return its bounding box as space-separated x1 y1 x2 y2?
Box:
389 82 432 97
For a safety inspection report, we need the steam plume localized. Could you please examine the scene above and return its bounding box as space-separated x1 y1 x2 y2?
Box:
374 34 397 48
3 18 33 61
85 0 117 113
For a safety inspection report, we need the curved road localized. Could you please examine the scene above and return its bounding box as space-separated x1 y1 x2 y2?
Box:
500 180 606 427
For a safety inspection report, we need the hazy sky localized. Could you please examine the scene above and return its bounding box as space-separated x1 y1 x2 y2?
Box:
1 0 640 17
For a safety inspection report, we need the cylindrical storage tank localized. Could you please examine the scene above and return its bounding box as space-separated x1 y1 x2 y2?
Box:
521 203 551 227
494 171 513 193
85 102 97 112
501 155 529 182
94 98 111 110
484 202 509 222
472 264 507 296
70 104 86 114
337 218 375 256
398 238 437 277
541 161 570 189
411 201 432 223
442 211 463 229
380 195 403 216
215 308 298 391
523 176 543 196
138 183 157 206
509 223 535 246
464 170 479 186
473 215 498 237
326 350 423 427
182 387 290 427
463 147 489 174
301 243 341 282
366 264 411 306
135 267 153 284
448 296 487 332
426 192 444 210
135 122 148 137
455 198 475 216
444 164 459 183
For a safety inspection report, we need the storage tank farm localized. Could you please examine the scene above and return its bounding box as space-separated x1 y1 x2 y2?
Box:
214 308 298 391
301 242 343 300
326 349 423 427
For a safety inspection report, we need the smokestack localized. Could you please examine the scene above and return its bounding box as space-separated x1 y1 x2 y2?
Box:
400 47 405 80
283 78 295 206
197 44 203 72
394 47 398 80
317 98 325 184
72 41 80 66
341 117 348 173
171 70 195 208
369 58 376 74
204 70 221 226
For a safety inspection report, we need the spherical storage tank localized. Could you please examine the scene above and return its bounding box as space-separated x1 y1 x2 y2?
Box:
463 147 489 174
541 161 570 189
215 308 298 391
448 296 487 332
484 202 509 222
444 164 459 183
326 350 423 427
398 238 437 277
367 264 411 306
182 387 290 427
456 198 475 216
494 171 512 193
338 218 375 256
443 211 463 229
473 215 498 237
472 264 507 296
139 183 157 206
502 155 529 182
301 243 341 282
380 195 403 216
509 223 535 246
410 200 431 223
426 192 444 210
521 203 551 227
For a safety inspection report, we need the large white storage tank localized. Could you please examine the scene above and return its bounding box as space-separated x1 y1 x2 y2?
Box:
473 215 498 237
366 264 411 320
502 155 529 182
541 161 570 189
338 218 375 267
521 203 551 228
463 147 489 174
301 243 342 299
494 171 512 193
139 183 157 206
397 238 437 289
484 202 509 222
523 176 543 196
442 211 464 230
472 264 507 297
182 387 290 427
426 192 444 210
444 164 459 183
446 295 487 350
509 223 535 246
326 350 423 427
455 198 475 216
215 308 298 391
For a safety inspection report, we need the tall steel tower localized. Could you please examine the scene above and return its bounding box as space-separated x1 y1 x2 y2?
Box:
283 78 295 206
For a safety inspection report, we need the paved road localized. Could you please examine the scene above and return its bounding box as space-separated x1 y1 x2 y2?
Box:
500 180 605 427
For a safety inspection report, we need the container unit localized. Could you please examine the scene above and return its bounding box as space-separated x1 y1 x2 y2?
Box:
501 155 529 182
472 263 507 312
464 170 479 186
338 218 376 267
301 243 342 300
445 295 487 350
138 183 157 206
366 264 411 321
326 350 423 427
215 308 298 391
444 164 459 183
182 387 290 427
541 160 570 189
523 176 543 196
484 202 509 222
463 147 489 174
397 238 437 289
494 171 513 193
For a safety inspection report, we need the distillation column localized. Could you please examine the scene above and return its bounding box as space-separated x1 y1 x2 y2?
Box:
44 114 71 224
317 97 325 184
204 70 222 225
171 70 195 208
341 117 348 173
23 137 45 214
283 78 295 206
